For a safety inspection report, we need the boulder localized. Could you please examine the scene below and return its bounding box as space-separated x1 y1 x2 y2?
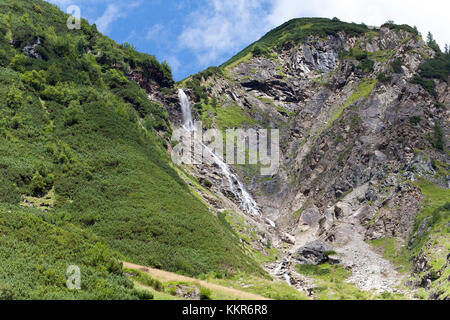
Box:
282 233 296 245
300 208 322 227
296 240 337 265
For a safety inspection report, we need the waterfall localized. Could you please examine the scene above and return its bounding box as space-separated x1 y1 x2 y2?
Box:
177 89 261 216
178 89 194 131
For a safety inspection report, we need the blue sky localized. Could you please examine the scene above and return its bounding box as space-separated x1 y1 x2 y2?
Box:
47 0 449 81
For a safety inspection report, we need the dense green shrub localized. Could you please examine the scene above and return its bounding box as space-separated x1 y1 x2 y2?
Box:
199 287 212 300
410 44 449 102
427 32 441 53
411 75 438 98
188 66 223 84
381 22 419 36
432 120 444 150
377 73 392 83
0 49 10 67
63 100 84 127
185 77 209 102
409 116 421 125
9 53 28 72
93 38 125 69
6 84 23 109
0 179 21 204
355 52 368 61
161 61 172 81
0 283 16 300
418 52 450 83
128 270 163 291
392 58 403 73
104 69 128 88
0 205 142 300
30 170 52 196
133 289 154 300
358 58 374 72
20 70 46 91
252 44 271 58
431 202 450 225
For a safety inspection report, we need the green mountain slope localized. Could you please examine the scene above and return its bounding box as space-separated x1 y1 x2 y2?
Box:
0 0 263 298
0 204 141 299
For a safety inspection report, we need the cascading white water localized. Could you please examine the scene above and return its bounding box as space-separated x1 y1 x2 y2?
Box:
203 147 260 216
178 89 194 131
177 89 261 216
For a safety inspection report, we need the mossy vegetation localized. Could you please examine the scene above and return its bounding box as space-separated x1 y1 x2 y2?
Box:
326 79 377 130
411 179 450 256
369 238 411 273
199 99 259 130
409 179 450 299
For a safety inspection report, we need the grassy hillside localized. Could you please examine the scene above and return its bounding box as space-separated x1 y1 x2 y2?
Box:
0 204 143 299
409 179 450 299
0 0 264 299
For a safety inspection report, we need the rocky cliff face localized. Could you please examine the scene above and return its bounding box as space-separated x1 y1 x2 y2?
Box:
167 21 449 299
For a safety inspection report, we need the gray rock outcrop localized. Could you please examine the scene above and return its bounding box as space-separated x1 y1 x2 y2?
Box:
296 240 337 265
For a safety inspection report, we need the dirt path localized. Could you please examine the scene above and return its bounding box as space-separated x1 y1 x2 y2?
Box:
123 262 270 300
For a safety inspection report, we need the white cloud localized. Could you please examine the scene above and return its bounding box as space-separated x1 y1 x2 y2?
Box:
95 4 122 33
146 24 164 40
95 2 141 34
166 55 181 73
178 0 271 66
